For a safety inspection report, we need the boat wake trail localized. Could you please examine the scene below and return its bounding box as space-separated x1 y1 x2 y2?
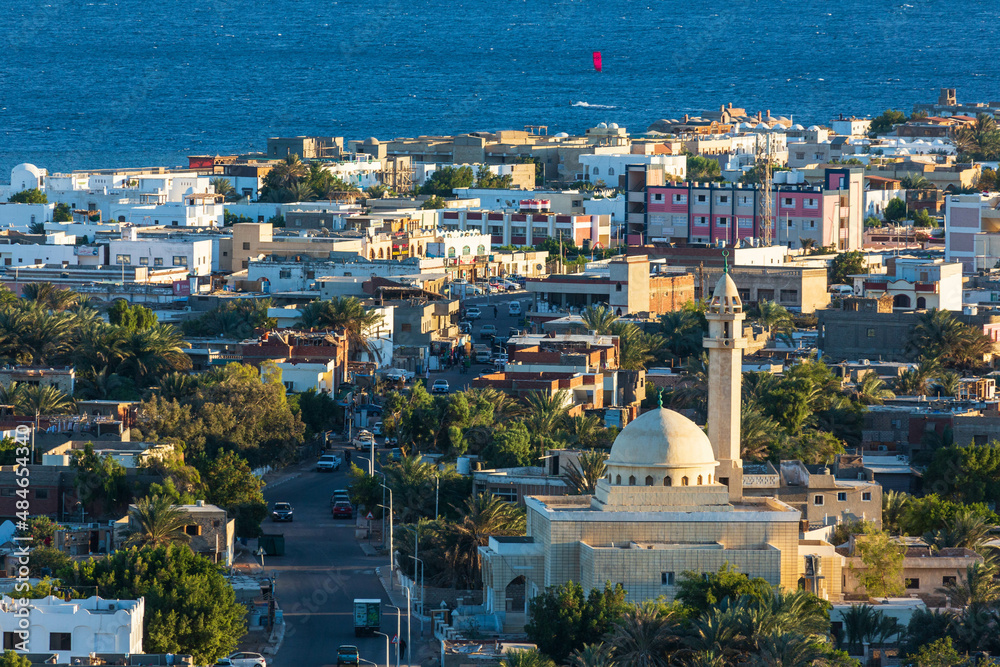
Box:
571 101 618 110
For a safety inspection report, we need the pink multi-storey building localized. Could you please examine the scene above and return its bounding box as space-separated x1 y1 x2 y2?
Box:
641 168 864 250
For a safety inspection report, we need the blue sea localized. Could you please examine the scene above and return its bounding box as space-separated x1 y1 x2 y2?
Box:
1 0 998 177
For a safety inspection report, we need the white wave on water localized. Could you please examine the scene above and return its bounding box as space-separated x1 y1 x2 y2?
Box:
572 101 618 110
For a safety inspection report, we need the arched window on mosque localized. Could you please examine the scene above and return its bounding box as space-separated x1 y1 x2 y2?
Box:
645 475 654 486
628 475 636 486
697 475 703 485
615 474 621 485
664 476 672 487
682 476 689 486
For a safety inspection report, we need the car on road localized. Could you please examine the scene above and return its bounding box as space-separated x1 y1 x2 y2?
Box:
372 421 384 436
316 454 341 472
465 306 482 320
388 448 403 462
432 379 450 394
224 652 267 667
507 300 522 316
458 320 472 334
480 325 497 339
332 501 354 519
384 368 414 382
352 430 375 450
337 645 360 666
271 502 294 522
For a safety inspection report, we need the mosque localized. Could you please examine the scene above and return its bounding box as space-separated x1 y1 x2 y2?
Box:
479 272 843 623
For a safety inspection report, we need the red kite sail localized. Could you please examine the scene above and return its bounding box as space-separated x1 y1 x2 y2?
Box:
592 51 602 72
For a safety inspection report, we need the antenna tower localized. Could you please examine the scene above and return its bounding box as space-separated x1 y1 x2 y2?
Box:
756 133 775 246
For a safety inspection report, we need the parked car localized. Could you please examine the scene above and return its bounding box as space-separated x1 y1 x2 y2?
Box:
353 430 375 451
507 301 522 316
465 306 482 320
331 490 350 507
503 280 520 291
480 325 497 339
225 653 267 667
316 454 342 472
337 645 360 666
332 501 354 519
372 422 384 436
384 368 414 382
458 321 473 334
271 502 294 522
432 379 450 394
388 448 403 462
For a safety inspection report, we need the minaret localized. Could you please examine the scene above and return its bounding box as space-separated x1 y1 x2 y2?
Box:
703 258 746 502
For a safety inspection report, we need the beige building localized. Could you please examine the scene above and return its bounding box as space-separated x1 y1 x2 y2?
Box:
116 500 235 565
479 274 843 628
220 222 364 272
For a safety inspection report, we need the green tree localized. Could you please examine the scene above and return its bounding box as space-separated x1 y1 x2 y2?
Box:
686 155 723 181
296 297 384 361
482 421 534 468
853 372 896 406
898 493 999 536
53 202 72 222
60 545 246 664
884 197 907 222
581 305 618 335
475 165 514 189
7 188 47 204
200 450 267 538
909 637 966 667
421 195 447 209
501 649 557 667
869 109 907 136
71 443 129 516
849 524 906 598
210 177 240 202
525 581 629 663
125 495 191 548
955 113 1000 160
565 449 608 495
26 545 72 577
108 300 158 332
865 215 881 228
607 601 677 667
909 208 937 228
421 166 475 196
676 563 773 615
907 309 993 369
0 651 31 667
831 250 865 285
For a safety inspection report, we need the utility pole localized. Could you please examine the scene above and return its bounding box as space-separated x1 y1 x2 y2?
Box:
755 132 774 246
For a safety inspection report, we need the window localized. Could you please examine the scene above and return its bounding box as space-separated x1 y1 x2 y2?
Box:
607 167 614 176
739 195 752 205
866 328 876 338
661 572 675 586
862 492 872 501
279 269 291 279
49 633 72 651
115 254 131 265
184 524 202 536
837 492 847 502
813 495 824 506
673 194 687 204
905 578 920 590
243 242 251 250
173 256 188 266
696 216 708 226
615 474 621 485
492 488 518 502
664 476 672 487
139 257 149 266
780 289 798 303
717 217 727 227
653 193 663 202
35 489 49 500
697 475 703 485
645 475 654 486
681 476 689 486
805 198 819 209
3 633 17 650
593 167 599 176
718 195 729 204
738 217 753 229
697 194 707 202
628 475 636 486
401 323 412 332
783 197 794 207
0 489 15 497
943 576 957 586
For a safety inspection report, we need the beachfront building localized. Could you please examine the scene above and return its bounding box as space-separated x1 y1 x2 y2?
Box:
945 193 1000 272
439 208 611 248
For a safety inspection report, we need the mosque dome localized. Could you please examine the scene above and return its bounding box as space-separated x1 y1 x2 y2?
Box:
608 407 717 470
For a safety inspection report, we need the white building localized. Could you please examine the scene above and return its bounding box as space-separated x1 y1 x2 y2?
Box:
438 209 611 248
849 257 963 311
0 203 55 232
871 138 956 158
276 359 339 393
864 188 905 219
0 595 144 663
830 117 873 137
109 230 214 276
43 171 215 222
578 153 686 185
426 230 492 259
109 195 223 228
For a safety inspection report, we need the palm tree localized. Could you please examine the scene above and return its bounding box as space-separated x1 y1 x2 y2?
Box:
562 414 603 448
566 644 616 667
740 402 779 461
16 307 75 365
210 177 239 202
154 372 199 401
608 602 677 667
500 649 556 667
746 631 837 667
658 310 706 363
297 298 385 362
955 114 1000 160
908 309 993 369
523 390 570 450
581 305 618 335
565 449 608 494
899 174 933 190
14 385 75 424
286 181 316 202
75 367 134 400
881 490 910 535
610 321 663 371
269 153 308 190
755 300 794 347
938 562 1000 607
853 372 895 406
925 508 993 551
20 282 79 311
116 325 192 387
449 493 526 587
125 495 191 548
934 370 963 398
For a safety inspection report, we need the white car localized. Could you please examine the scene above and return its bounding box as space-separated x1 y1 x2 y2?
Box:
432 379 450 394
316 454 342 472
384 368 414 382
466 306 482 320
226 653 267 667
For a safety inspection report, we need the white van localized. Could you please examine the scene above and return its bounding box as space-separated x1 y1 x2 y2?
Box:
508 300 522 316
828 284 854 297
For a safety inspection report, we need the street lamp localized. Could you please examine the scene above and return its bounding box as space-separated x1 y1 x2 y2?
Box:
408 556 425 633
386 604 401 667
379 484 393 589
373 631 390 667
254 546 265 569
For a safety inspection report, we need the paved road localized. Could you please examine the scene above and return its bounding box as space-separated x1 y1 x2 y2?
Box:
262 458 398 667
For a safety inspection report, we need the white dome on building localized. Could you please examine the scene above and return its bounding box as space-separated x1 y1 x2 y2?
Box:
609 122 619 129
807 125 821 132
790 124 805 131
608 407 717 471
597 122 608 129
755 122 770 131
554 132 569 138
10 163 44 192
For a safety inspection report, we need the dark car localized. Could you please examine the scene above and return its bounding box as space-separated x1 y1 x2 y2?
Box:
337 645 360 665
332 501 354 519
271 502 293 522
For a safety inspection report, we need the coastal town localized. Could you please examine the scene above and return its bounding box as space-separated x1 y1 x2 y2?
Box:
1 87 1000 667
